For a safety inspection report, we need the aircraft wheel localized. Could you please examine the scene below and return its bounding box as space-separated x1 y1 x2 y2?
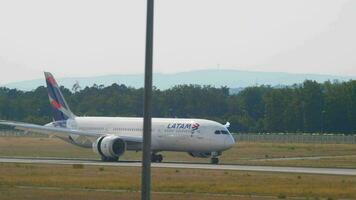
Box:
211 157 219 164
151 154 157 162
101 156 118 162
151 154 163 163
101 156 108 161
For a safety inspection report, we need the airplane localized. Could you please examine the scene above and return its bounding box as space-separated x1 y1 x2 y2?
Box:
0 72 235 164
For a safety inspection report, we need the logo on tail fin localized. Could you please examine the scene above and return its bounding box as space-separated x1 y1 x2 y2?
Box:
44 72 75 121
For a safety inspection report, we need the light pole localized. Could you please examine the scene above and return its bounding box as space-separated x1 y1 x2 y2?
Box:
141 0 154 200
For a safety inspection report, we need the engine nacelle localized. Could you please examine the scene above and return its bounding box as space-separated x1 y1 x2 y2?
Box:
188 152 211 158
93 135 126 160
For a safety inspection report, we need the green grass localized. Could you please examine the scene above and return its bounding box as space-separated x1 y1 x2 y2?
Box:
1 135 356 199
0 163 356 200
1 136 356 168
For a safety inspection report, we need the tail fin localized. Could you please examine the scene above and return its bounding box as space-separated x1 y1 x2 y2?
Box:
44 72 75 121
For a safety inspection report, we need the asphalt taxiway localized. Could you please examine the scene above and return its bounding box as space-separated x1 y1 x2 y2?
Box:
0 157 355 176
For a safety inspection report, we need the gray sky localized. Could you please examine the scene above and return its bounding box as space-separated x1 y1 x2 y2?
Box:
0 0 354 84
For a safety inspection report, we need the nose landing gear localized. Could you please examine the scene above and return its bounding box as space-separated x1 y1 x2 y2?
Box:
210 151 221 164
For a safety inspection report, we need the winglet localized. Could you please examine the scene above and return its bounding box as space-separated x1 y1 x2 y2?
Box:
224 122 230 128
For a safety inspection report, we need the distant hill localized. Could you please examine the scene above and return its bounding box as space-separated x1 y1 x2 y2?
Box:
2 69 355 92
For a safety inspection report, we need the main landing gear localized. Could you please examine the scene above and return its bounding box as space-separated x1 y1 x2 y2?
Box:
151 153 163 163
211 157 219 164
101 156 119 162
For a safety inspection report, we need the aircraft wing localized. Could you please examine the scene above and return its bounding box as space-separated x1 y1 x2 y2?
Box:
0 120 142 144
0 120 100 138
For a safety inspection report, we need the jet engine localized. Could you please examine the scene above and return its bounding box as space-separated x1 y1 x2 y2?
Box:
93 135 126 161
188 152 211 158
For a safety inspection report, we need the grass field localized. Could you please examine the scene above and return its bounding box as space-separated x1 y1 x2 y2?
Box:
0 136 356 168
0 163 356 200
1 136 356 199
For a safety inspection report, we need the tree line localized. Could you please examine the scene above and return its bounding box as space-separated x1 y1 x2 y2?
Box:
0 79 355 134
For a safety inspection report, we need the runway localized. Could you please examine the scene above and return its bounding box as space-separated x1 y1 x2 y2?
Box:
0 157 356 176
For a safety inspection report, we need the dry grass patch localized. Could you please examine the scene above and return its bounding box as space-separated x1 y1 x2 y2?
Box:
0 187 274 200
0 163 355 199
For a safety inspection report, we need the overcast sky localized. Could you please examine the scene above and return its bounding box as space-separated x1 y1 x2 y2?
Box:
0 0 354 84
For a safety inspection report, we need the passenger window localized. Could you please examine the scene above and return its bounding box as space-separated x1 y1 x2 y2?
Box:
214 130 221 134
221 130 228 135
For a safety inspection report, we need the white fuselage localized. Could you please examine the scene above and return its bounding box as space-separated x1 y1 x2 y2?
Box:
60 117 235 153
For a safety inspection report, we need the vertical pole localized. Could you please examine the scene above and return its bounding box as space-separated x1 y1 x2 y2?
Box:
141 0 154 200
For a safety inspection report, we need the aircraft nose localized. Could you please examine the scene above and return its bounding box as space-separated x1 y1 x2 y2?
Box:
224 135 235 148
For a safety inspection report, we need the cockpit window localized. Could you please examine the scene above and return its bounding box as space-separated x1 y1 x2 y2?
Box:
221 130 229 135
214 130 221 134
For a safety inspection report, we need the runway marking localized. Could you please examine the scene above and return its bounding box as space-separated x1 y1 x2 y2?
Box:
0 157 356 176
